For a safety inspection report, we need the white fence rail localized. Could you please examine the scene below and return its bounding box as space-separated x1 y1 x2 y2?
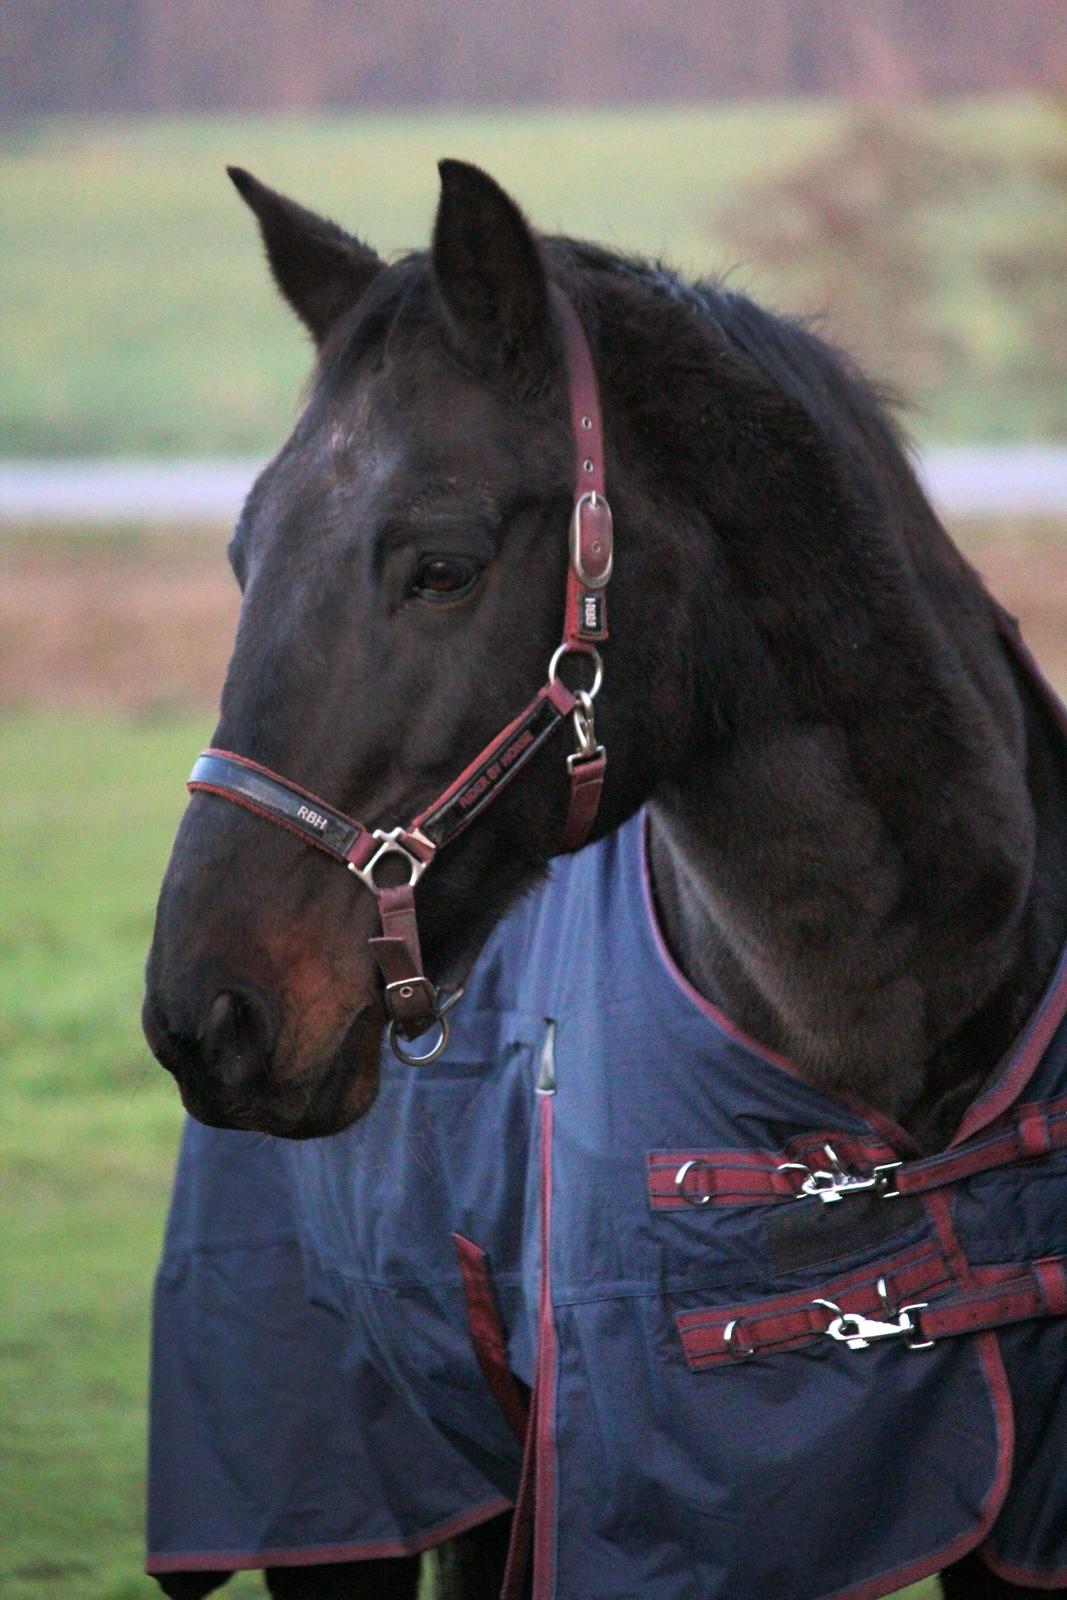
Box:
1 448 1067 526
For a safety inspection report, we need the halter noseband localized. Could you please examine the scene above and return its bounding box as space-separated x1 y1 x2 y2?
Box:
187 288 613 1064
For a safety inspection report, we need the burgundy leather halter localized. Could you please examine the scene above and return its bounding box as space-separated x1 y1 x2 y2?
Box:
187 288 613 1064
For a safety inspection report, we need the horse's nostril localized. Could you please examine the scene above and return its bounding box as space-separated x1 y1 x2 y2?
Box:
197 986 277 1092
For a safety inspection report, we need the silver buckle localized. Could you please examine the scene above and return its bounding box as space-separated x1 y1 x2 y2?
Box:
348 827 433 892
569 490 614 588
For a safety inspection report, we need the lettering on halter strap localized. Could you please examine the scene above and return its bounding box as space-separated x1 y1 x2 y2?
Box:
580 592 604 636
297 805 329 831
456 727 536 812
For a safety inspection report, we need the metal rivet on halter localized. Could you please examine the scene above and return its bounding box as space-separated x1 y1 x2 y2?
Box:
674 1157 713 1206
387 987 465 1067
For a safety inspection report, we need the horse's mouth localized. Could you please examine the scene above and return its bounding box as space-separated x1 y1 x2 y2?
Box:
164 1005 384 1141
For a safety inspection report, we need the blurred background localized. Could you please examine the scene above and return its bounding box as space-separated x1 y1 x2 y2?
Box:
1 4 1065 1597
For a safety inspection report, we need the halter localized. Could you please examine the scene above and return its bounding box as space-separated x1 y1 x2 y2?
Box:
187 288 613 1064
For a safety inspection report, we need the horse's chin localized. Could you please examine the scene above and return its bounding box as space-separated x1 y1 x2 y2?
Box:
176 1006 385 1141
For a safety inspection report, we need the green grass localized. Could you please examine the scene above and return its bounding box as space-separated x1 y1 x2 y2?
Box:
1 96 1064 455
0 713 199 1600
0 706 943 1598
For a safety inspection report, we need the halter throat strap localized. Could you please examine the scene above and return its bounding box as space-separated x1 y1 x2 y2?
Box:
187 287 612 1061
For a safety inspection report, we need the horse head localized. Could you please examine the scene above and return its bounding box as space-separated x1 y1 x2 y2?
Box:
143 161 719 1136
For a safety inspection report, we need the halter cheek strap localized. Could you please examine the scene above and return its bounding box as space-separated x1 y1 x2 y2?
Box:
187 287 613 1063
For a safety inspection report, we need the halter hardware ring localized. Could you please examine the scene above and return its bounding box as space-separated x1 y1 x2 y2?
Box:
388 1013 451 1066
348 828 434 893
386 986 465 1067
549 643 603 701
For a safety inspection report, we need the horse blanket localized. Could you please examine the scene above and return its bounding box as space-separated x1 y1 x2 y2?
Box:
149 747 1067 1596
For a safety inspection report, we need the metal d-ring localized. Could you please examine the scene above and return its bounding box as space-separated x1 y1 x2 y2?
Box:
548 643 604 701
386 987 465 1067
674 1157 713 1206
722 1318 755 1362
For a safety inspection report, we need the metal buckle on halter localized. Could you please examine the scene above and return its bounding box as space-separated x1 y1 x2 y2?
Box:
570 491 614 588
814 1279 933 1351
348 827 434 892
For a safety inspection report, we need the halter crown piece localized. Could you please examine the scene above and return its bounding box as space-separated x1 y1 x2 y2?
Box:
187 288 613 1064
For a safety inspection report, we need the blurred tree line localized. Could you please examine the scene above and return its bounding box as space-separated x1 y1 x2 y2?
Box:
717 106 1067 435
4 0 1066 117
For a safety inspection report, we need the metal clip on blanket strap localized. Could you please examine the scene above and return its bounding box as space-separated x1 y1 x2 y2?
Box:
778 1145 902 1204
813 1278 933 1352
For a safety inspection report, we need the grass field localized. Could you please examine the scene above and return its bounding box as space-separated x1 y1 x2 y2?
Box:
1 96 1064 456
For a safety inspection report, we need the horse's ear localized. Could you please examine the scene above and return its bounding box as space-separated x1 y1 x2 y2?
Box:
227 167 383 346
432 159 550 377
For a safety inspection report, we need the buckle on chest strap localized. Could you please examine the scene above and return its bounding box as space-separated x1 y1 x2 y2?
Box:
779 1145 902 1204
814 1278 934 1352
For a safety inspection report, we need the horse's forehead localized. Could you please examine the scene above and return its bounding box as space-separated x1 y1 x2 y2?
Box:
329 353 538 482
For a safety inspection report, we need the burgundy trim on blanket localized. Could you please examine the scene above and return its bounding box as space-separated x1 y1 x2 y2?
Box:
498 1092 558 1600
951 942 1067 1150
639 812 794 1075
452 1233 529 1445
818 1330 1016 1600
639 812 922 1156
533 1091 559 1600
980 1544 1067 1591
145 1494 513 1573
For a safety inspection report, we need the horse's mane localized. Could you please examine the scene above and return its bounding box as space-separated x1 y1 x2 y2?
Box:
325 232 941 553
549 237 938 532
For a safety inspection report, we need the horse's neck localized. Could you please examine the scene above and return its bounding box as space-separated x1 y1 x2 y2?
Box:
648 598 1067 1152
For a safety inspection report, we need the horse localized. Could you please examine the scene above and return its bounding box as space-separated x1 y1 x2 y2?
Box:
142 159 1067 1600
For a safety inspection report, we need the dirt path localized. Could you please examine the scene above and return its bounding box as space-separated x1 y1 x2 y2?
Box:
1 523 1065 711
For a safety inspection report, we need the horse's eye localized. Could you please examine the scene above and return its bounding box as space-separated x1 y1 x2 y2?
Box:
410 555 481 601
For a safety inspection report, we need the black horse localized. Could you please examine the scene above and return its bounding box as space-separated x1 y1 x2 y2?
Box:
143 161 1067 1599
